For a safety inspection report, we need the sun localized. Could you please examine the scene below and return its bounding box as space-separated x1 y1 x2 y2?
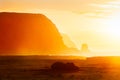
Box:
104 26 120 38
102 14 120 39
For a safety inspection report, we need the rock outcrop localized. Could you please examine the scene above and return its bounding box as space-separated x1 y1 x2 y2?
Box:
51 62 79 72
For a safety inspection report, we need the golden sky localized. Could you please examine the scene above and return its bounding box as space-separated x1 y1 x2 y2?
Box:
1 0 120 53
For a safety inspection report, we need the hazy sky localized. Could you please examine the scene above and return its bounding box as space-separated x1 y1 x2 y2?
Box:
1 0 120 53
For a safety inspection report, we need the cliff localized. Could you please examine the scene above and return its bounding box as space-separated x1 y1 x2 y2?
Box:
0 12 66 54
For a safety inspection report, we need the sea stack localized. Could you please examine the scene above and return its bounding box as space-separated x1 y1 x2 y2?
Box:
81 43 90 53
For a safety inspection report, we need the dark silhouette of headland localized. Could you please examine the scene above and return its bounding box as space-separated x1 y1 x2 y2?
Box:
0 12 67 54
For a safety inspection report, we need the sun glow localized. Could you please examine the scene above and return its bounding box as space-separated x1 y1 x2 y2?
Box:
103 26 120 38
102 13 120 39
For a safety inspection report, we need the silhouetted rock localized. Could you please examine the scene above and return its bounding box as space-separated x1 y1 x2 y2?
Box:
51 62 79 72
0 12 67 54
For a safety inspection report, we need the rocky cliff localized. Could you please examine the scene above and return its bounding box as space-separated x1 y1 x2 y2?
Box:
0 12 66 54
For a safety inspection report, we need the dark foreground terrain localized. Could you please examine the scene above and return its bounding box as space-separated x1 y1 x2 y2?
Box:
0 56 120 80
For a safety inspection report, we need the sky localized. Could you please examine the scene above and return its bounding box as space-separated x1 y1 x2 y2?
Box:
1 0 120 54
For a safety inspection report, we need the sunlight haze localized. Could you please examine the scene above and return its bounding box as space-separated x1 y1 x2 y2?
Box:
1 0 120 55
